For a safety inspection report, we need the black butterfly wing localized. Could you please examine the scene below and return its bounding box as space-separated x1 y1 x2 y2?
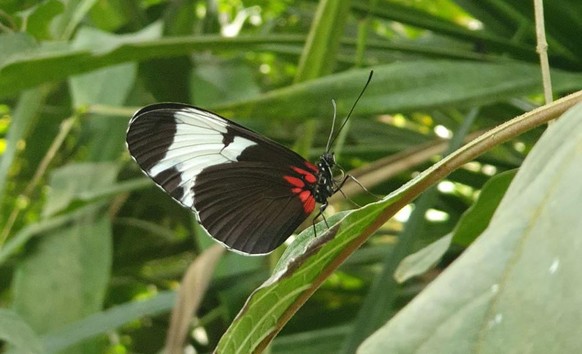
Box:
126 103 319 255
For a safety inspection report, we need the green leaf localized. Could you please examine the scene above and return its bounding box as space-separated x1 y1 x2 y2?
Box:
0 32 300 99
352 1 539 62
0 32 38 66
213 91 582 354
215 61 582 121
41 291 176 353
0 87 48 217
43 162 119 217
0 309 43 354
11 161 118 352
12 205 112 344
3 25 581 104
295 0 351 81
0 205 102 266
68 26 146 161
192 59 261 106
74 178 152 201
87 0 129 31
358 103 582 353
0 174 146 267
381 121 498 287
215 202 395 353
394 234 453 283
452 169 517 246
340 108 479 354
51 0 99 40
0 32 47 203
21 0 64 40
69 59 136 108
272 325 352 354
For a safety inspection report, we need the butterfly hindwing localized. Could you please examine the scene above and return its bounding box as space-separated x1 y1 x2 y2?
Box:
193 162 315 254
126 103 319 255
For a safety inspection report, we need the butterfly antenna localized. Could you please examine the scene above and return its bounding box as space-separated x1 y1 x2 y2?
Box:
327 70 374 151
325 99 337 153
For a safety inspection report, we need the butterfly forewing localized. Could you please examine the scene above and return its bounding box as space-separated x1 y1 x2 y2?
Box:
126 103 319 255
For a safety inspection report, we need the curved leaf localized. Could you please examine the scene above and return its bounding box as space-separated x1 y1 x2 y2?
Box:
41 292 176 353
216 61 582 120
452 169 517 247
215 93 582 354
358 104 582 353
0 309 43 354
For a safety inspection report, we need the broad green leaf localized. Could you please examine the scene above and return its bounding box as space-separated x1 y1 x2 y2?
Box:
339 107 478 354
452 169 516 246
139 0 196 103
0 205 98 266
214 91 582 354
0 176 147 266
74 178 152 201
0 33 302 99
271 325 352 354
69 60 135 108
12 204 112 354
0 32 37 66
2 25 581 106
69 26 149 161
43 162 119 217
41 291 176 353
192 59 261 106
20 0 64 40
0 309 43 354
215 61 582 120
392 170 517 284
215 203 394 354
12 161 117 353
394 234 453 283
358 104 582 354
87 0 128 31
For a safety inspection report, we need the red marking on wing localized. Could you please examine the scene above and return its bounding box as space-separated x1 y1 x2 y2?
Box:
285 173 316 214
297 190 309 203
290 166 317 184
304 161 318 173
299 190 315 213
284 176 305 188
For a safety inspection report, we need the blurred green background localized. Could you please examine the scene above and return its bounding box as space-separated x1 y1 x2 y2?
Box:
1 0 581 353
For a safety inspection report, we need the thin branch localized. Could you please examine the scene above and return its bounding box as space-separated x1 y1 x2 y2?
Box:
534 0 553 104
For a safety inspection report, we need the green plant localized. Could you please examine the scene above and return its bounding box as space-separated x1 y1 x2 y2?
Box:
1 1 581 353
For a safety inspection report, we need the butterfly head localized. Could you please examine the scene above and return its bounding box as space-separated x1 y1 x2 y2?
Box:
321 152 336 169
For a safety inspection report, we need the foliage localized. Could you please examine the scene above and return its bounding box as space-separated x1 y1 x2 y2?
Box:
0 0 581 353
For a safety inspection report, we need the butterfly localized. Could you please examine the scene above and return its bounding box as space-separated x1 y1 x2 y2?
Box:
126 73 372 255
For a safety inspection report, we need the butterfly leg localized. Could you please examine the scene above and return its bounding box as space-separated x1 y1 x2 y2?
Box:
333 174 350 193
311 202 330 237
335 174 381 200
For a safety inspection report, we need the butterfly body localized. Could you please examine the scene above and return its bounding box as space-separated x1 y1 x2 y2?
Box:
126 103 339 255
312 152 336 205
